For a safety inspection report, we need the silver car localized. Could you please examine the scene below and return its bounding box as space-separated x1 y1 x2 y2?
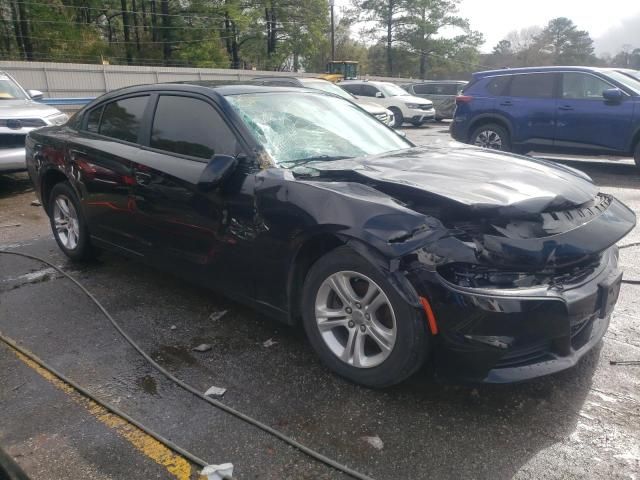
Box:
0 71 68 173
401 80 467 121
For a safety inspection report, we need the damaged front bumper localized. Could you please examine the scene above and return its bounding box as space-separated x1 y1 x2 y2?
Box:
429 247 621 383
407 247 622 383
399 196 635 384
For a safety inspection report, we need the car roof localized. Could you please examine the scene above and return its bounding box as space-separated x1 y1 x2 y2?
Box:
339 80 389 85
472 66 610 79
404 80 467 85
78 82 329 112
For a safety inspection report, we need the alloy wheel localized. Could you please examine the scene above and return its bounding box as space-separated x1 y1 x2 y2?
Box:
474 129 503 150
314 271 397 368
53 194 80 250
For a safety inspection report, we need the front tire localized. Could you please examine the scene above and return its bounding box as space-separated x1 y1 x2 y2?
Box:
49 182 95 261
470 123 511 152
301 247 428 388
389 107 404 128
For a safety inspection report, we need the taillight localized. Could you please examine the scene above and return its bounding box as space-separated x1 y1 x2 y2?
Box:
455 95 473 105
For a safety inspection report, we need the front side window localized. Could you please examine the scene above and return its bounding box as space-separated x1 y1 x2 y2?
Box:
226 92 411 166
151 95 239 159
99 96 149 143
360 85 380 97
341 84 362 95
510 73 556 98
562 73 613 99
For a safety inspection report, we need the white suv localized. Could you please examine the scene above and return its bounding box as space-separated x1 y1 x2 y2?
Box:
339 80 435 127
0 71 68 174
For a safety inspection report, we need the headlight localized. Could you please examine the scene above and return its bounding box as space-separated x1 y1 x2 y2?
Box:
46 113 69 125
405 103 423 109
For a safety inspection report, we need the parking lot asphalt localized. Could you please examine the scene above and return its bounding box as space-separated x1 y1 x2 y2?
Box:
1 124 639 480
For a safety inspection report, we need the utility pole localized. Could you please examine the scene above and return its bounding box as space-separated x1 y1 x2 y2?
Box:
330 0 335 61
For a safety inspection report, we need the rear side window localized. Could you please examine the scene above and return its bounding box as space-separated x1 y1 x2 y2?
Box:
86 106 103 133
413 84 437 95
510 73 556 98
151 95 239 159
485 76 511 96
99 96 149 143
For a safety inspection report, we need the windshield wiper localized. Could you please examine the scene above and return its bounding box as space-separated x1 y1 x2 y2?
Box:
280 155 352 167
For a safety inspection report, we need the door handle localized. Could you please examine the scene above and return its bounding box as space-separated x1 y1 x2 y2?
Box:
134 171 152 186
499 101 513 106
69 149 88 162
558 105 574 111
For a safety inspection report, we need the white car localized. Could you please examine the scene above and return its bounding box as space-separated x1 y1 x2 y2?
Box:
0 71 68 173
251 76 395 126
339 80 436 127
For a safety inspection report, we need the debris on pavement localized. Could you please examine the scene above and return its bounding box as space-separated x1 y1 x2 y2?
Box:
204 385 227 397
361 435 384 450
170 325 177 330
0 223 21 229
209 310 228 322
193 343 212 353
263 338 277 348
201 463 234 480
30 200 42 207
610 360 640 366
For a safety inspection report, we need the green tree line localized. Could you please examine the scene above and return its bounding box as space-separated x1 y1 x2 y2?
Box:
0 1 635 77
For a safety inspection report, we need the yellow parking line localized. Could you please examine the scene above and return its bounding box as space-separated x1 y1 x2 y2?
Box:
9 347 196 480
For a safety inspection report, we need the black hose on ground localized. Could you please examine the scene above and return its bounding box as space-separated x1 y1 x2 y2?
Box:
0 249 376 480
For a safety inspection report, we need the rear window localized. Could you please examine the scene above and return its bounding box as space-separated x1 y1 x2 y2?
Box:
510 73 556 98
485 76 511 96
99 96 149 143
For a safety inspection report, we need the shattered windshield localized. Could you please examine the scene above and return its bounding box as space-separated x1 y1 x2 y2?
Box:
226 92 411 166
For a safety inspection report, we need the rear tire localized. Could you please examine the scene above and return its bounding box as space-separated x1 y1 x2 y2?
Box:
49 182 96 262
634 141 640 169
470 123 511 152
389 107 403 128
301 246 428 388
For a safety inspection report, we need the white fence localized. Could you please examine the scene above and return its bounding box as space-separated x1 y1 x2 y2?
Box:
0 61 414 98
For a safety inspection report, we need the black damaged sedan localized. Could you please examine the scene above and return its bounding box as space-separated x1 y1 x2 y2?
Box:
26 84 635 387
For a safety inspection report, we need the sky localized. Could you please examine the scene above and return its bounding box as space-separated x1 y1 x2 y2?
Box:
334 0 640 55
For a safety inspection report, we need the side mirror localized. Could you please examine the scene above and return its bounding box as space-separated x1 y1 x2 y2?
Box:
28 89 44 100
197 154 237 191
375 91 384 98
603 88 624 102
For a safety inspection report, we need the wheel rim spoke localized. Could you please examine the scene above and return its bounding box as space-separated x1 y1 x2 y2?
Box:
367 320 394 352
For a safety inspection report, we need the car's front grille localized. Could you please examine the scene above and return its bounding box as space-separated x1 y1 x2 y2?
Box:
0 118 46 128
0 134 27 149
418 105 434 111
495 340 553 368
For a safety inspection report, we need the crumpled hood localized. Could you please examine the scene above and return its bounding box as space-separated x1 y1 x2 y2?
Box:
307 143 598 215
0 99 61 119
